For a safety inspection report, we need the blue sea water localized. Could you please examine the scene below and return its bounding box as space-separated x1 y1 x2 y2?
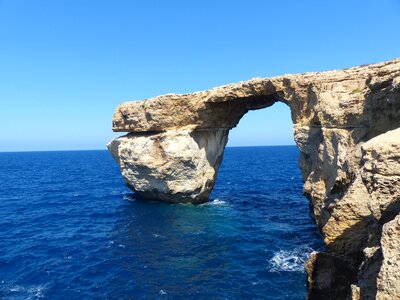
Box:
0 146 323 299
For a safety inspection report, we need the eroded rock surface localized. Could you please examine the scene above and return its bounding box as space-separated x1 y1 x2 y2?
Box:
377 214 400 300
108 129 228 203
108 58 400 299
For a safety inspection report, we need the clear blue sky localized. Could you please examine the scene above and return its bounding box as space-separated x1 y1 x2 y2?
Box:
1 0 399 151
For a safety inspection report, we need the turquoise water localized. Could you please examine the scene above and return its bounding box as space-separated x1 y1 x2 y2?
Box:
0 146 322 299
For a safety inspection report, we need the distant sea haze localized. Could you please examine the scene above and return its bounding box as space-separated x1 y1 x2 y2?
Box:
0 146 322 299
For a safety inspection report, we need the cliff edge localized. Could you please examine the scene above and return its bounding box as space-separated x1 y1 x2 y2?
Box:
108 59 400 299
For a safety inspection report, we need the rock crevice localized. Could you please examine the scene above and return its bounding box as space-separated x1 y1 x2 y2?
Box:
108 58 400 299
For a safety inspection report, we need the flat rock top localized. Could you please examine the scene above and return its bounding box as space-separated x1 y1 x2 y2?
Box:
112 58 400 132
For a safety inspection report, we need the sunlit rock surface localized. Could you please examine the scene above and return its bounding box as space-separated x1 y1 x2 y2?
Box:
377 214 400 299
108 129 228 203
108 58 400 299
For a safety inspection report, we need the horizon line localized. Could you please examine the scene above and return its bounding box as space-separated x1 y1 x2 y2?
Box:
0 144 297 154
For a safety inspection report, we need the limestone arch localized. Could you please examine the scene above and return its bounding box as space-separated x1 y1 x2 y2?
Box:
108 59 400 298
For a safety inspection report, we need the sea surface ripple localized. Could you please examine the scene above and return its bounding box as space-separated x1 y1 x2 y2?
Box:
0 146 323 299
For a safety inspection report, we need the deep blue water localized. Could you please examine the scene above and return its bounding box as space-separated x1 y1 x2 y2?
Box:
0 146 322 299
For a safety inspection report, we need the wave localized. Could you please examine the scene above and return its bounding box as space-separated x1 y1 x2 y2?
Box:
1 283 47 299
269 246 315 272
200 198 226 206
123 194 136 202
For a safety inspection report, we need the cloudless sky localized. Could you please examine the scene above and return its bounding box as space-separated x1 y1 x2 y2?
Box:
1 0 399 151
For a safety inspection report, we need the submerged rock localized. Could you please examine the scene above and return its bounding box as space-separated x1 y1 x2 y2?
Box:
108 58 400 299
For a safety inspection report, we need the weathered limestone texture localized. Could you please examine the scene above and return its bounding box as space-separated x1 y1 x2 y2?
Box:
377 214 400 300
108 58 400 299
108 129 228 203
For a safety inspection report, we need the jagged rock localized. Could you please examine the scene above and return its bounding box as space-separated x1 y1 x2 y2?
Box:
305 252 357 299
354 128 400 300
376 214 400 299
108 58 400 299
362 128 400 223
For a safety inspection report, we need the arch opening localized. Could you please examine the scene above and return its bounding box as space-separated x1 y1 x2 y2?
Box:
206 101 324 297
228 101 294 147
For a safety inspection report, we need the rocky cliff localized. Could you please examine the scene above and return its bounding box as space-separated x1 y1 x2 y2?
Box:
108 59 400 299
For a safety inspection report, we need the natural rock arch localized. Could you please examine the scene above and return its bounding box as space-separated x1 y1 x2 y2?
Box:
108 59 400 299
108 93 287 204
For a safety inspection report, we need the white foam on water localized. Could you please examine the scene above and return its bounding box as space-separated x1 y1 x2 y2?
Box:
159 289 167 295
211 198 226 205
5 283 47 299
9 285 24 292
123 195 136 202
200 198 226 206
28 285 46 299
177 202 195 207
269 246 315 272
152 233 164 238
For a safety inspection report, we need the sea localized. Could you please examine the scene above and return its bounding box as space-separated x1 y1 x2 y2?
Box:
0 146 323 299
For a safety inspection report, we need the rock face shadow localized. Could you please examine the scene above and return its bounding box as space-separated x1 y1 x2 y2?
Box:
108 59 400 299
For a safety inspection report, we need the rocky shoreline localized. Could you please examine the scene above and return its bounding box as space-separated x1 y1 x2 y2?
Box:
108 59 400 299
